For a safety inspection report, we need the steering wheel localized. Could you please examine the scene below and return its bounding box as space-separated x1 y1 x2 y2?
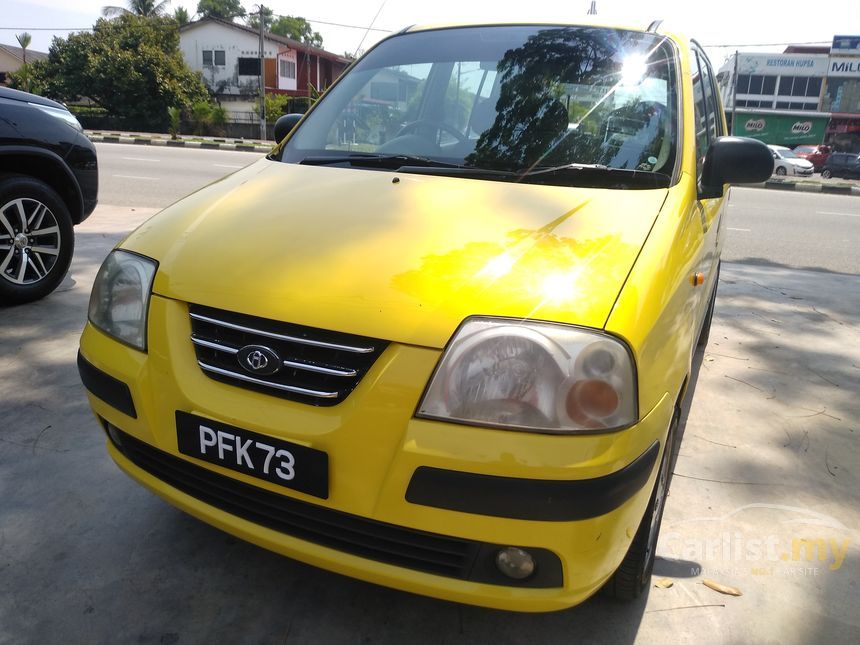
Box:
395 120 468 146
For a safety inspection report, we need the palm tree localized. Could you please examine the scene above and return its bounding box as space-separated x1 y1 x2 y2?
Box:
15 32 31 65
102 0 171 18
173 6 191 26
15 32 32 92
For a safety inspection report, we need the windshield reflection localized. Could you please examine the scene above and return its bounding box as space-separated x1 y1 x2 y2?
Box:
282 26 678 187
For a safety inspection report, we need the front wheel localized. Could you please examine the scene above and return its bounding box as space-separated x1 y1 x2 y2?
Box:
821 169 832 179
604 408 678 600
775 166 787 176
0 176 75 305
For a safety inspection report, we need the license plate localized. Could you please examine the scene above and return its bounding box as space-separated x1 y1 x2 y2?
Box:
176 411 328 498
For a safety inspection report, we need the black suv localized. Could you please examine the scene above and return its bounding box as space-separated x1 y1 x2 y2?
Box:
0 87 98 304
821 152 860 179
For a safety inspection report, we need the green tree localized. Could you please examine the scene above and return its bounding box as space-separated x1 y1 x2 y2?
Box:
270 16 323 47
102 0 172 18
173 6 191 26
19 15 209 129
196 0 245 21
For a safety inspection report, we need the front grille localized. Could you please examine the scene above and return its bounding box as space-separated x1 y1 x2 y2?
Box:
189 304 388 406
111 428 472 579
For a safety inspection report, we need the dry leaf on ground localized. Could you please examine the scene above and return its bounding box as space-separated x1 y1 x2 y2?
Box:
703 579 742 596
654 578 674 589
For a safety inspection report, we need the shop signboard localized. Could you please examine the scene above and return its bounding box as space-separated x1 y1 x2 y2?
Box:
831 36 860 55
829 57 860 78
736 53 828 77
735 111 829 144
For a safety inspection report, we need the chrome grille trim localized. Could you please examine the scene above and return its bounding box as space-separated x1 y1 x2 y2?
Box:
192 337 238 354
191 336 358 377
283 360 357 378
198 361 339 399
188 304 388 405
189 312 375 354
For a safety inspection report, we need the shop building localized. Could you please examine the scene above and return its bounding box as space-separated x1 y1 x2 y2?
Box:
717 36 860 151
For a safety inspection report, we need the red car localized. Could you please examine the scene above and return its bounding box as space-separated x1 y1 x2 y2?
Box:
793 144 832 172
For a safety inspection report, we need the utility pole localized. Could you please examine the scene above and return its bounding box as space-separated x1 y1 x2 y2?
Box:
730 50 739 135
258 5 266 140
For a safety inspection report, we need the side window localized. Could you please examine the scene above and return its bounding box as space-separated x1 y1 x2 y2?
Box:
691 52 709 177
691 46 724 178
696 48 723 140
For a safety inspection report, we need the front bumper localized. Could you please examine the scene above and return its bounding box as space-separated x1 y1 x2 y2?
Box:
79 294 674 612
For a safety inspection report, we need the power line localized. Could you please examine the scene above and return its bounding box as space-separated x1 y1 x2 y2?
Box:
267 14 393 33
703 40 831 47
0 27 92 31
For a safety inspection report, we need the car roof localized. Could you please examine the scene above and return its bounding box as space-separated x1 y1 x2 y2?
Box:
402 21 682 40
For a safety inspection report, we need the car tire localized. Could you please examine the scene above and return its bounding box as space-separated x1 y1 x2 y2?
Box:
604 406 678 601
775 166 787 176
697 262 720 349
0 176 75 305
821 169 832 179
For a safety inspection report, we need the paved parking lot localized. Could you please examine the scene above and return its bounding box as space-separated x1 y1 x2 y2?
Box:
1 203 859 644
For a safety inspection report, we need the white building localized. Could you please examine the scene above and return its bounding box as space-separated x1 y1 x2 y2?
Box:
179 18 349 121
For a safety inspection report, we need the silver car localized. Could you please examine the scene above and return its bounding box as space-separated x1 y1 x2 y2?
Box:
768 145 814 177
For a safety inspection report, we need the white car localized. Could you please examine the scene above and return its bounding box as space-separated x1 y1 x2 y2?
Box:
767 145 814 177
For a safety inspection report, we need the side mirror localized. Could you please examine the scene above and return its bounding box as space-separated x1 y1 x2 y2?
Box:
699 136 774 199
274 113 303 143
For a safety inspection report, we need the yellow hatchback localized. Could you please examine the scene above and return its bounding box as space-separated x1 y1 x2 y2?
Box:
78 22 772 611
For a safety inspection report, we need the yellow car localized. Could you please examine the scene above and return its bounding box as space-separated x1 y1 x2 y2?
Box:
78 23 772 611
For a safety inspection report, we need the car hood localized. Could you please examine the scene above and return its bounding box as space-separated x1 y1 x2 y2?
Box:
788 158 814 168
124 159 667 349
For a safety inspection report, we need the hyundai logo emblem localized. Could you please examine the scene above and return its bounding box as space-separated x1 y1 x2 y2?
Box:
236 345 281 376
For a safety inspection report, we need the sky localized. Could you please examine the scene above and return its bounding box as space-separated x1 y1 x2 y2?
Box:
2 0 859 71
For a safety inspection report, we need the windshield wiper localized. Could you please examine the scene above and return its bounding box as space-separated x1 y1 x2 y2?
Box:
517 163 670 188
298 154 463 169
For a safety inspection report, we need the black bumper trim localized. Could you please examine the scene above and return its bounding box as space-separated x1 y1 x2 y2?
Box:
406 440 661 522
77 351 137 418
106 426 563 588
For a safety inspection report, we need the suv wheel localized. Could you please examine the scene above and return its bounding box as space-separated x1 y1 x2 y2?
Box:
0 176 74 305
604 407 678 600
821 168 832 179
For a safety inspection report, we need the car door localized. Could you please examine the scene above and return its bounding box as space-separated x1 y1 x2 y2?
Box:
691 45 726 326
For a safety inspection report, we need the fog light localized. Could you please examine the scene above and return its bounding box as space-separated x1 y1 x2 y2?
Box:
495 547 535 580
105 422 123 449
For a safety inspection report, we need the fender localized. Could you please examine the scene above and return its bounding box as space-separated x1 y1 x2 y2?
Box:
0 145 85 224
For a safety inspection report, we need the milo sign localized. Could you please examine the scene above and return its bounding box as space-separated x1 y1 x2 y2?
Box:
733 111 827 144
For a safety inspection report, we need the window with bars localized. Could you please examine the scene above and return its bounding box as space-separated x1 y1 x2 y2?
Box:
279 59 296 79
202 50 225 66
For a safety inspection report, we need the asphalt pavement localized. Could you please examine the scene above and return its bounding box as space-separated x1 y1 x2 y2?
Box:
1 154 859 643
724 187 860 274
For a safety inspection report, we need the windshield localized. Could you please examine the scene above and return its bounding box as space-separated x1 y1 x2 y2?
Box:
779 149 799 159
281 26 679 187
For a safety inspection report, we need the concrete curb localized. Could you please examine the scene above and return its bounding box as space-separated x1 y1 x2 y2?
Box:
87 133 272 153
759 179 860 197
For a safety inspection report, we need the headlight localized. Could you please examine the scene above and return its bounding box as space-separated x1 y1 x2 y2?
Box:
417 317 637 433
31 102 84 132
88 250 157 351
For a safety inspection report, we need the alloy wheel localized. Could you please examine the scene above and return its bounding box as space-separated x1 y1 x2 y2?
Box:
0 197 62 286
